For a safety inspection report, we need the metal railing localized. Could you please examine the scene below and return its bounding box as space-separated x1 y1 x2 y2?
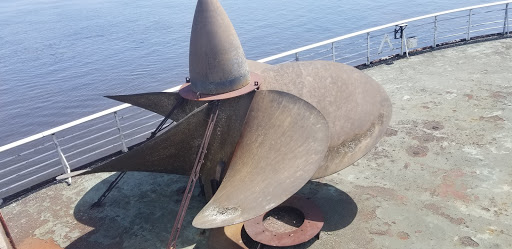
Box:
259 1 510 65
0 1 510 201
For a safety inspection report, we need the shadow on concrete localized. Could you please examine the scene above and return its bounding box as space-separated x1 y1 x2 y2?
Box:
64 175 356 249
210 181 358 249
297 181 358 232
65 172 208 249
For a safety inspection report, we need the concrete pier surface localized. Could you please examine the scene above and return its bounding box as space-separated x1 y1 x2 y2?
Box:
1 38 511 249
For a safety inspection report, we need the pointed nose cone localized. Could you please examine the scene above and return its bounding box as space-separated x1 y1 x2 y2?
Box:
189 0 250 95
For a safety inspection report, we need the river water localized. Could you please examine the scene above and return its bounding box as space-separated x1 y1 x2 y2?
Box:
0 0 494 144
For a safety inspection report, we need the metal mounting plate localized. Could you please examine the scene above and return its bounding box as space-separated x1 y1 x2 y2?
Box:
243 195 324 247
179 72 261 101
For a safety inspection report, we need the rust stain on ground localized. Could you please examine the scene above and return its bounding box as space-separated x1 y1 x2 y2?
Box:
490 91 512 100
18 237 63 249
354 186 407 203
479 115 505 122
385 128 398 137
432 169 471 202
403 162 411 169
464 94 474 100
359 207 378 222
412 134 435 144
406 145 429 157
458 236 479 247
424 203 466 226
369 222 393 237
423 121 444 131
396 231 410 240
369 228 393 237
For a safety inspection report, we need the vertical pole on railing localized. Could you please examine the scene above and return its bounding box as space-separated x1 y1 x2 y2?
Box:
366 32 371 65
52 134 71 184
433 16 438 48
114 112 128 153
504 3 510 35
331 42 336 62
400 30 404 55
403 28 409 58
295 52 299 61
467 9 472 41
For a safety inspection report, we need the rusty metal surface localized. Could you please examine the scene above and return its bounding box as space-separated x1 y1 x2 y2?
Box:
259 61 392 179
105 92 205 121
192 90 330 229
198 92 255 199
243 195 324 247
189 0 249 94
0 211 16 249
67 93 255 199
179 72 261 101
208 223 248 249
168 104 219 249
86 104 211 176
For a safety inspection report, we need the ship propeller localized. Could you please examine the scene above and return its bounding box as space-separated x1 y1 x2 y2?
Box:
59 0 391 233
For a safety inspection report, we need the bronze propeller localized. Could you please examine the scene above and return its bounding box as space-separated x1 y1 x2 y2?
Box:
59 0 392 230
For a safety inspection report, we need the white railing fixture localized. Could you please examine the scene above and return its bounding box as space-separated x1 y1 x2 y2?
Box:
0 1 510 201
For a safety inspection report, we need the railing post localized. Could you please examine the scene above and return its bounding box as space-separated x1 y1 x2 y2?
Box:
433 16 438 48
331 42 336 62
295 52 299 61
52 134 71 184
400 29 404 55
114 112 128 152
366 32 371 65
504 3 510 35
467 9 472 40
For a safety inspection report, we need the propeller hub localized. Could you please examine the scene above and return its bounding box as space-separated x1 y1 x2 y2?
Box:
189 0 250 95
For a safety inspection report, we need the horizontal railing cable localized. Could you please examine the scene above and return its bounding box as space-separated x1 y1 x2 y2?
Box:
0 167 61 194
58 119 115 142
0 142 53 164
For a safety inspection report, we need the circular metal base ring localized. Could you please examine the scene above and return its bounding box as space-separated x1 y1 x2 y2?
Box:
179 72 261 101
243 195 324 247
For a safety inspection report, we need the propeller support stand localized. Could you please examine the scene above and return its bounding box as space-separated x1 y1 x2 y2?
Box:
243 195 324 247
90 171 127 209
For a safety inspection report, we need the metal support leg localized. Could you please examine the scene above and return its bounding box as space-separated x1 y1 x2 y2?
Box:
114 112 128 153
52 134 71 185
90 171 127 208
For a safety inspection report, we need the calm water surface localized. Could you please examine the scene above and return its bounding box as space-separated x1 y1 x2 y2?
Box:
0 0 493 144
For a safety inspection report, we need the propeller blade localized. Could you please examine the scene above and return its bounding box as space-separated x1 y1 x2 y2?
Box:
106 92 205 122
83 104 211 176
197 92 255 199
259 61 392 179
192 90 330 229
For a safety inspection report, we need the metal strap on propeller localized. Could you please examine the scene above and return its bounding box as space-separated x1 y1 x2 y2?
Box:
149 97 185 140
167 102 219 249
